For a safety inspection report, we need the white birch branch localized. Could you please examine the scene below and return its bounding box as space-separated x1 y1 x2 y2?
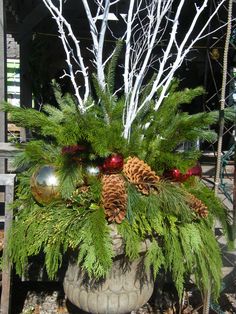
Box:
152 0 226 111
123 0 227 139
124 0 135 97
123 0 173 139
82 0 111 89
81 0 99 58
42 0 90 113
97 0 111 88
43 0 228 141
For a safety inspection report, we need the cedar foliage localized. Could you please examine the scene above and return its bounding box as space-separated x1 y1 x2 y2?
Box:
1 47 233 299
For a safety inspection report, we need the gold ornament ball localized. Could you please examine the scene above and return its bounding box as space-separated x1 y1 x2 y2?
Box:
30 165 60 205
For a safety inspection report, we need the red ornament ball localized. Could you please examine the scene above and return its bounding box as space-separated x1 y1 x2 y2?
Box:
164 162 202 182
102 154 124 174
61 144 87 155
61 144 89 163
187 162 202 177
165 168 190 182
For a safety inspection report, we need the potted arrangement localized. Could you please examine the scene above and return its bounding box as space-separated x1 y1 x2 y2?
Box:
2 1 234 313
3 76 233 313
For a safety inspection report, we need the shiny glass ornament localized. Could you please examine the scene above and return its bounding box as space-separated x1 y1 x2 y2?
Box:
30 165 60 205
187 162 202 177
164 162 202 182
85 165 101 176
102 154 124 174
164 168 190 182
83 162 102 184
61 144 89 163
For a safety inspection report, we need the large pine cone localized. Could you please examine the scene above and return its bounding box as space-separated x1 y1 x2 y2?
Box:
187 193 208 218
102 174 127 223
123 157 160 195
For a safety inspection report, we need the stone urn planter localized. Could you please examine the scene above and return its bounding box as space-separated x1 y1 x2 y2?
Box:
63 225 154 314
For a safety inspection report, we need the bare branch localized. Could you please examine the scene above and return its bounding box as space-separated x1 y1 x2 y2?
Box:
122 0 227 139
42 0 90 112
152 0 226 111
81 0 99 55
123 0 173 139
98 0 111 88
124 0 136 97
43 0 228 141
82 0 112 89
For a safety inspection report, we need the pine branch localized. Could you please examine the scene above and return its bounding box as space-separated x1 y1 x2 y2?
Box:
106 40 124 95
184 177 233 244
58 155 84 199
2 102 55 131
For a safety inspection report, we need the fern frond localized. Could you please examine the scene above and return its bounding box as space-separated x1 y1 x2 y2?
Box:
145 240 165 277
77 207 114 278
117 219 143 260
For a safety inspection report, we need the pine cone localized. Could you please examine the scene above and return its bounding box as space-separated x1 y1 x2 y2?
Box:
187 193 208 218
123 157 160 195
102 174 127 224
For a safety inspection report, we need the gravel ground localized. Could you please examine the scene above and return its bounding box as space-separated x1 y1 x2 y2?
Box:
15 282 236 314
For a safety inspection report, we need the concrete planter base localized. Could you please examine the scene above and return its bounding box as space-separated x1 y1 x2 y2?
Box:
63 255 154 314
63 226 154 314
